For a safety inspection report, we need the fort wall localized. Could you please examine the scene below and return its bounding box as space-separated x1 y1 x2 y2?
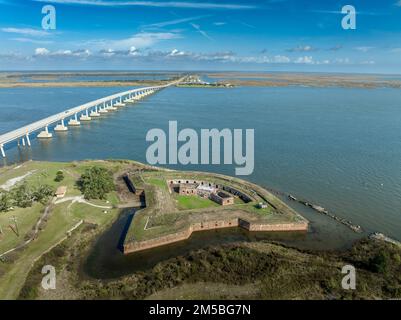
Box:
123 218 308 254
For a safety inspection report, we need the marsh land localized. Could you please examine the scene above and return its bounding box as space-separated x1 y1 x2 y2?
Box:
1 71 400 89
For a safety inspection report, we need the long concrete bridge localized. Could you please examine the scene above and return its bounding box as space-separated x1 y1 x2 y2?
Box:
0 77 185 157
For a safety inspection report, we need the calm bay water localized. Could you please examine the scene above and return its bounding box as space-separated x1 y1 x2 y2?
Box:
1 85 401 245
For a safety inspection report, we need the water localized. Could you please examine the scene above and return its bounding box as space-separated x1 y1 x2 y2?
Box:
1 85 401 245
0 86 135 134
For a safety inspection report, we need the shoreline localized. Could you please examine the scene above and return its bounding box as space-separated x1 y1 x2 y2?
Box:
1 71 401 89
0 80 170 88
1 80 400 89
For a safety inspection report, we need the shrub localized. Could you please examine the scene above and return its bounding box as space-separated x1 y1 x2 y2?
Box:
54 170 64 182
78 166 114 199
32 184 54 204
0 191 12 212
369 252 389 274
11 183 33 208
393 253 401 265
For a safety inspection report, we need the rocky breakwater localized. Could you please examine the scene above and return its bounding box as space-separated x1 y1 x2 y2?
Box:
288 194 362 233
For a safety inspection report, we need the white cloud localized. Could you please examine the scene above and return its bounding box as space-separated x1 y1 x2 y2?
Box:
128 46 140 56
213 22 227 26
294 56 314 64
14 47 370 68
33 0 256 9
168 48 186 56
99 48 115 57
35 48 50 55
54 49 91 57
34 48 91 57
1 27 50 37
273 55 290 63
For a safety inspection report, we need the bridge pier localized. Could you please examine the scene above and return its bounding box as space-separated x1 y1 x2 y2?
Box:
68 113 81 126
55 118 68 132
80 109 91 121
26 133 31 146
0 144 5 158
124 95 133 103
114 97 125 107
37 125 53 139
90 105 100 117
99 106 108 114
106 101 117 111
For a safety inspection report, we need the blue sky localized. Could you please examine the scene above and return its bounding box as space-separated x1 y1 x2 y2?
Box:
1 0 401 73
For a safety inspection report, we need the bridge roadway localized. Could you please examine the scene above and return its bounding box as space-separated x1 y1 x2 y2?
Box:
0 77 184 157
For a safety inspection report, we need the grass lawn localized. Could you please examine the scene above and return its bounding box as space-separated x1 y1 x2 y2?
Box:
241 203 274 215
175 195 219 210
234 197 245 205
0 203 44 253
145 177 168 191
0 160 121 299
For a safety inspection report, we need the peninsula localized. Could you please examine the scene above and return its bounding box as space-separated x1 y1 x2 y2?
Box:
1 160 400 300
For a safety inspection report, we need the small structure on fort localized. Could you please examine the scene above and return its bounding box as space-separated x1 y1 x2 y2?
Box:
210 190 234 206
257 202 268 209
55 186 67 198
169 179 235 206
177 183 198 195
196 185 216 198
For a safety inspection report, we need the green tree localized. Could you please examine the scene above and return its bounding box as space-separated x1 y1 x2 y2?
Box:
0 191 12 212
78 166 114 199
54 170 64 182
12 183 33 208
32 184 54 204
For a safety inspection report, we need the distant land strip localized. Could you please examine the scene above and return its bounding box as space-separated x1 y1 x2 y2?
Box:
0 80 170 88
1 72 401 88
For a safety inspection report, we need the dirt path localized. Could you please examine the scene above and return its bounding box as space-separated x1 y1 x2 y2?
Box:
54 196 112 209
0 170 37 191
